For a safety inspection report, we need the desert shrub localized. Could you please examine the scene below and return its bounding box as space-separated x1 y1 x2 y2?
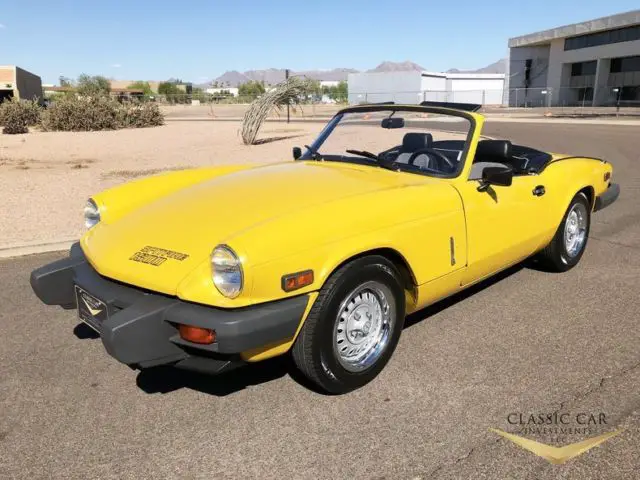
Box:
0 98 42 134
41 95 120 131
117 102 165 128
41 95 164 131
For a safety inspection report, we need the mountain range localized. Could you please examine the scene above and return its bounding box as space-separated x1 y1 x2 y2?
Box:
211 59 506 87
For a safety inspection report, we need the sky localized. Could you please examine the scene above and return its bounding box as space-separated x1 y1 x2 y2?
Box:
1 1 638 84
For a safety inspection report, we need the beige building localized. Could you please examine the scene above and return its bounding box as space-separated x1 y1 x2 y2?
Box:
109 79 161 93
109 80 191 94
0 66 43 103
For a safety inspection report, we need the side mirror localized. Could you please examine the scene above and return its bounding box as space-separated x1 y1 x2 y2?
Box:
478 166 513 191
292 146 302 160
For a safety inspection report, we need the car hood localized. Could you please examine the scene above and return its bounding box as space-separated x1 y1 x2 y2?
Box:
82 161 427 295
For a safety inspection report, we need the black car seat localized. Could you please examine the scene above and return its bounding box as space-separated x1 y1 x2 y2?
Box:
395 132 434 168
469 140 512 180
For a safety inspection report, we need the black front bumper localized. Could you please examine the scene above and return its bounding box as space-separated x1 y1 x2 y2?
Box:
30 243 310 374
594 183 620 212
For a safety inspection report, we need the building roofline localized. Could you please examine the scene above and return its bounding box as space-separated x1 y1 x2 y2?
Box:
508 9 640 48
444 73 505 79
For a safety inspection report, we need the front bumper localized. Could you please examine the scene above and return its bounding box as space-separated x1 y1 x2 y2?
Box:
30 243 310 374
594 183 620 212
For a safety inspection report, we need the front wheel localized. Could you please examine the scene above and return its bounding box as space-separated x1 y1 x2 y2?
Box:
537 192 591 272
292 256 406 394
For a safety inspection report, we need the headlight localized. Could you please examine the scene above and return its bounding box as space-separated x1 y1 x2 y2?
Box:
211 245 243 298
84 199 100 229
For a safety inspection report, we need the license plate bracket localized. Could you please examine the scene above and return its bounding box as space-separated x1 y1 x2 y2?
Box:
74 285 108 333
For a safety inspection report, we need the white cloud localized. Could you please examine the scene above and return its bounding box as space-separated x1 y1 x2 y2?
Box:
110 63 122 68
0 23 6 29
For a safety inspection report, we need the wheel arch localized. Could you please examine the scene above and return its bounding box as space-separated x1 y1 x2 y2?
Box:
577 185 595 211
324 247 419 310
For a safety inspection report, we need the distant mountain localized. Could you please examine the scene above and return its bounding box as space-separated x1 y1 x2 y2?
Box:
213 70 249 87
211 59 506 87
367 61 425 72
447 58 507 74
212 68 358 87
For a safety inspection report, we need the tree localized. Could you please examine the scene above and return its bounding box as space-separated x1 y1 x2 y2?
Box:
76 74 111 96
127 81 153 96
158 81 187 104
238 80 266 98
158 81 181 95
59 76 74 87
327 81 348 103
306 79 322 98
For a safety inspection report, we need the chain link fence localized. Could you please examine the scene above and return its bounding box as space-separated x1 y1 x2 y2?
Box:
347 86 640 115
104 87 639 118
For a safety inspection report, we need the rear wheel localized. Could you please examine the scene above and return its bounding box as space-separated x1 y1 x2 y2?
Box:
292 256 405 394
537 192 591 272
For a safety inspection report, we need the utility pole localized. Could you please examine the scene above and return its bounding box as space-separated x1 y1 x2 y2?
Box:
285 69 290 123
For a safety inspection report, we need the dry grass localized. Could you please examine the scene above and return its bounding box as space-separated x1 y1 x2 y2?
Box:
102 166 189 180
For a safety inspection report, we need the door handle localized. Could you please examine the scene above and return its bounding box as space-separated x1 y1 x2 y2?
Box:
533 185 546 196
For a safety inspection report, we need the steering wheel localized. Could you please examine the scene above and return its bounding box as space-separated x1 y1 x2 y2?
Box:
407 148 455 172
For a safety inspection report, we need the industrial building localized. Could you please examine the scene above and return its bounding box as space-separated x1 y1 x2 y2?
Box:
0 66 43 103
347 71 505 105
508 9 640 107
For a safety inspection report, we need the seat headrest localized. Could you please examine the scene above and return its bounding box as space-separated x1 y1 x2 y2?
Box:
476 140 512 159
402 132 433 152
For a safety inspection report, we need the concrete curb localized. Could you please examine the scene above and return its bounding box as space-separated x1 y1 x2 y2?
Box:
0 239 76 259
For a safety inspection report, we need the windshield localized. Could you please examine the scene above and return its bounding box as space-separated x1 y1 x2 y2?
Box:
300 107 473 177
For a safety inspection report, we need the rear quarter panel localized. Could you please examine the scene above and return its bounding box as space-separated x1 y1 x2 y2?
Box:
537 156 612 241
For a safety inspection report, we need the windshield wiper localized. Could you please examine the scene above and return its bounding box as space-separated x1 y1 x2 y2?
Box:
346 149 397 171
305 144 323 160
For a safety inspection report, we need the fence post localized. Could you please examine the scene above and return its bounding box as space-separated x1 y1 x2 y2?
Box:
482 90 485 105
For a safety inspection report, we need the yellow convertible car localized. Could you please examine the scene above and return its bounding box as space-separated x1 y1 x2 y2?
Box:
31 102 619 394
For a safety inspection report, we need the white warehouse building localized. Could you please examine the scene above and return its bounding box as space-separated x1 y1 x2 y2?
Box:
347 71 505 105
507 9 640 107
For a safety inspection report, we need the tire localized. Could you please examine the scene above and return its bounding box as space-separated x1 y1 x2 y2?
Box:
537 192 591 272
292 255 406 394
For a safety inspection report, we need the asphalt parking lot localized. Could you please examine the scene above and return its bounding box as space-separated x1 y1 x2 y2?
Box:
1 122 638 479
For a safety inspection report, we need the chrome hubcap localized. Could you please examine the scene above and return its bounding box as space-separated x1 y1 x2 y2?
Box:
564 203 588 258
333 281 395 372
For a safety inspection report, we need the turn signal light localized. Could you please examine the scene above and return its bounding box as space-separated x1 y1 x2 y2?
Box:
179 324 216 345
282 270 314 292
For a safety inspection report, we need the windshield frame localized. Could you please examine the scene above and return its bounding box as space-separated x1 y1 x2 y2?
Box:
298 105 478 179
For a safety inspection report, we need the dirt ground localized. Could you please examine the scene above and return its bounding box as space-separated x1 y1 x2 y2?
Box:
161 103 342 119
0 122 324 249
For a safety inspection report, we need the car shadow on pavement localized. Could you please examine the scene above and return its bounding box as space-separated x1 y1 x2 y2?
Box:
130 261 532 397
73 323 100 339
404 262 525 329
135 356 292 396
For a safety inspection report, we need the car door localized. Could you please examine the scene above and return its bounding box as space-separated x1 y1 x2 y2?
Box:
456 173 550 285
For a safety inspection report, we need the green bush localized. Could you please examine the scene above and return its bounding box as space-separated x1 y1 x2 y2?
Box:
41 95 164 131
0 98 42 134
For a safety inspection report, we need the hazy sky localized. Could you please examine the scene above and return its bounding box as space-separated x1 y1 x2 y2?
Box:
1 1 637 84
